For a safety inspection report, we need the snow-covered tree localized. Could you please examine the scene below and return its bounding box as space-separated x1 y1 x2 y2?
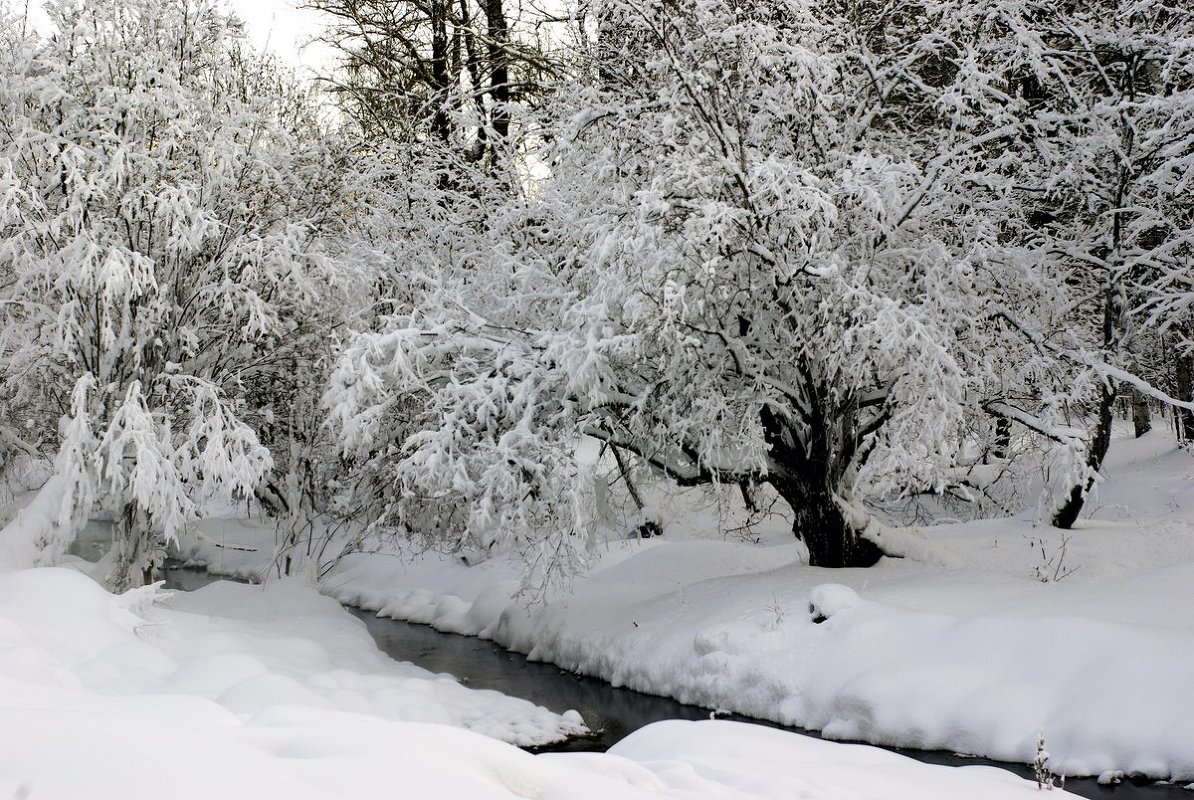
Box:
1115 5 1194 444
806 0 1194 528
327 0 1086 569
0 0 356 587
968 0 1194 525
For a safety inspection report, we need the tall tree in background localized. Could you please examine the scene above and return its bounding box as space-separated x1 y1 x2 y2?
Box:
308 0 558 167
1123 2 1194 446
1004 0 1194 527
840 0 1194 528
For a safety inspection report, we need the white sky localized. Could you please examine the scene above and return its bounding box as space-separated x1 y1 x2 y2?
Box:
25 0 339 74
224 0 338 73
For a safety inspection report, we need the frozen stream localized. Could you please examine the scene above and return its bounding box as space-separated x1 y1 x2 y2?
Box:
163 566 1185 799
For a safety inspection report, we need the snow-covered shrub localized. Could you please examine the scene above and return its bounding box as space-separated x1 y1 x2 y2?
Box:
0 0 357 587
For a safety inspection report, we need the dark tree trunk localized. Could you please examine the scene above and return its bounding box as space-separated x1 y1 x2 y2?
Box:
992 416 1011 460
1131 387 1151 438
1054 271 1121 529
1052 379 1115 529
781 478 882 568
483 0 510 148
761 405 883 568
609 443 644 511
430 0 452 144
739 479 758 514
1175 343 1194 444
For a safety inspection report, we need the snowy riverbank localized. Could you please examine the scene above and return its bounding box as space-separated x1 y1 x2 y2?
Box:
0 567 1072 798
314 429 1194 784
3 430 1191 796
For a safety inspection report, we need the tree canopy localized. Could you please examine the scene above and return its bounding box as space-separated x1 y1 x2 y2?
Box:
1 0 1192 581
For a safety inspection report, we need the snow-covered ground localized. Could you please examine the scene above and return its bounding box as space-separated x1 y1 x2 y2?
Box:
0 567 1069 798
2 429 1190 797
301 428 1194 784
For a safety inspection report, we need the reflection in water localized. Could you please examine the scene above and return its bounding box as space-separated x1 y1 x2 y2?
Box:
166 567 1182 799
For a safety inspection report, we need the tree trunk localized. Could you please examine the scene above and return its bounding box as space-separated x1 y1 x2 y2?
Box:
1054 272 1121 529
1052 379 1114 529
992 416 1011 459
483 0 510 149
1175 344 1194 444
110 502 162 591
609 443 644 511
786 482 883 568
1131 387 1151 438
761 406 883 568
430 0 452 145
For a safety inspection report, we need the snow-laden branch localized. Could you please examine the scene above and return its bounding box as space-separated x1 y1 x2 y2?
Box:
995 308 1194 413
983 401 1087 446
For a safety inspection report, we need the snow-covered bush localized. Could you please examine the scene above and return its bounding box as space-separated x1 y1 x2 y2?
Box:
0 0 357 587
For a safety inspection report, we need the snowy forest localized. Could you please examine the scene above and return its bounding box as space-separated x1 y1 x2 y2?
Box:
1 0 1192 798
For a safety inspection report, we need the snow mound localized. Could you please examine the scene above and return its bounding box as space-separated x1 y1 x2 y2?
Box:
0 568 585 747
808 583 862 621
609 720 1070 800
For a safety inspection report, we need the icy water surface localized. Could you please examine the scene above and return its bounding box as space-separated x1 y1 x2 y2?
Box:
165 566 1187 799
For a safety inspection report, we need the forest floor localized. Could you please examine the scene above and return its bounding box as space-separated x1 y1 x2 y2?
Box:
3 426 1192 797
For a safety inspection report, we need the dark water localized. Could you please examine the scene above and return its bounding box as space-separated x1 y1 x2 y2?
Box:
164 566 1189 799
344 604 713 749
